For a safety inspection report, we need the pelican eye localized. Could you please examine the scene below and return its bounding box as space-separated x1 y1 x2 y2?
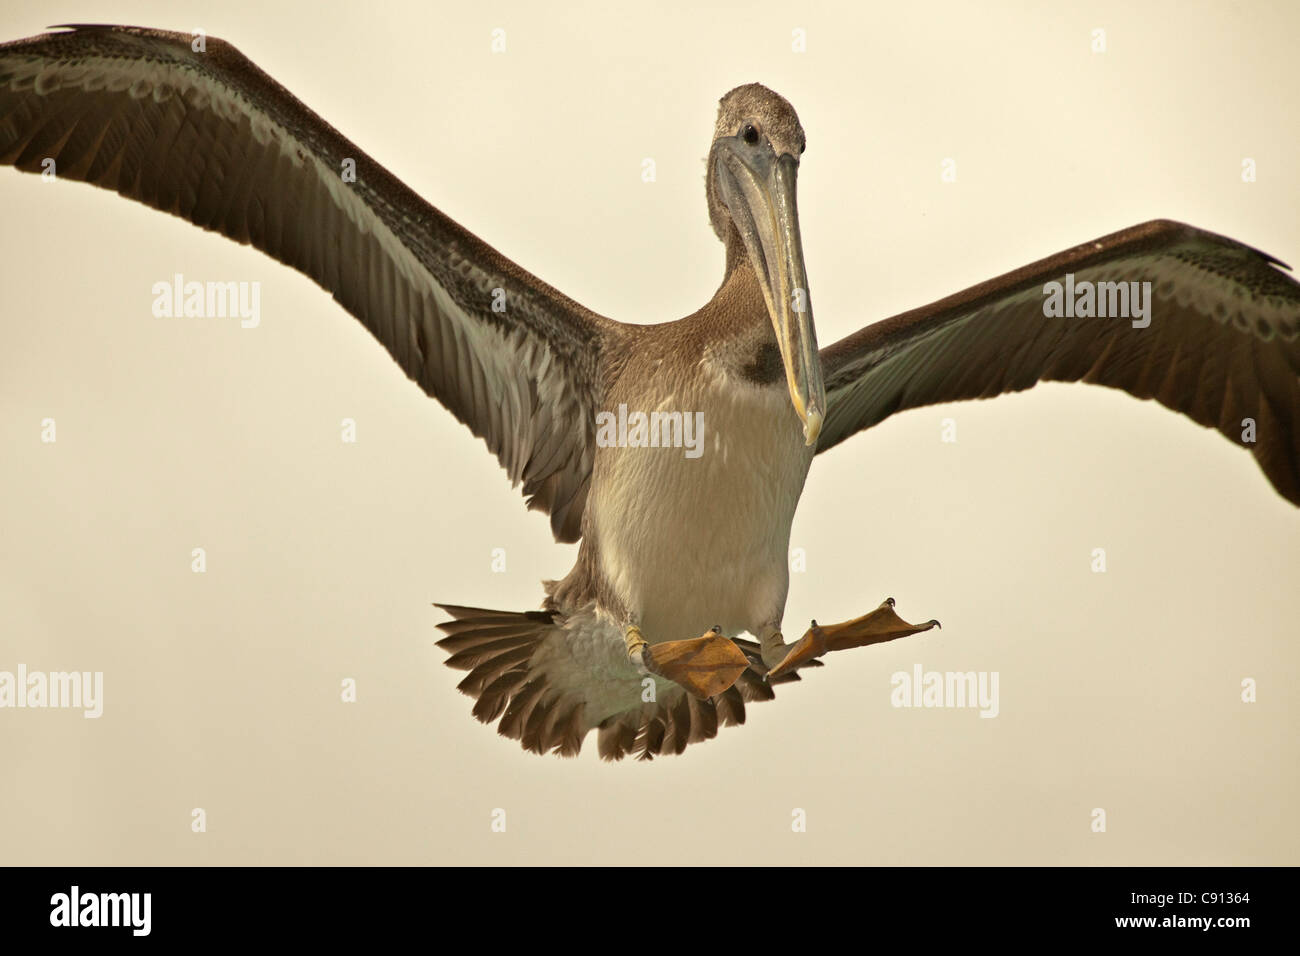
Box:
741 124 760 145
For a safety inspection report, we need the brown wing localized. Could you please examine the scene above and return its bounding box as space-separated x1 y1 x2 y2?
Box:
0 24 617 541
817 220 1300 504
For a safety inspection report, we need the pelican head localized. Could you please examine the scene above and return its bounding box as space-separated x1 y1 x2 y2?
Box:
707 83 825 445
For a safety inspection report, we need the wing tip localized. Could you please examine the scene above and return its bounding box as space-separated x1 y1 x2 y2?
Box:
1145 217 1293 272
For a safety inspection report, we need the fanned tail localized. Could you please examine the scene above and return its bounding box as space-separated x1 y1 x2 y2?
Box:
435 604 821 760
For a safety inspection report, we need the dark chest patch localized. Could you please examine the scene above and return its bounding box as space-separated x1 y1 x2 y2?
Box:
740 341 783 386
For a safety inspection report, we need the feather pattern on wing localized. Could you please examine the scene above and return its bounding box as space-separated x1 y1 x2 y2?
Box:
0 24 620 540
817 220 1300 504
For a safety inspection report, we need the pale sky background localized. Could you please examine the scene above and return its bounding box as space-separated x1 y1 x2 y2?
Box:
1 0 1297 865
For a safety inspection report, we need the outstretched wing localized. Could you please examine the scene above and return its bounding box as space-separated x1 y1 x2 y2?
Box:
0 24 618 541
817 220 1300 504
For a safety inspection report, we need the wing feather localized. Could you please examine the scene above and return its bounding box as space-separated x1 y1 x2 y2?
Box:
0 24 617 541
817 220 1300 504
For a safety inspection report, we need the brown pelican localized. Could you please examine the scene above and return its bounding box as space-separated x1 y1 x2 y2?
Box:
2 25 1297 759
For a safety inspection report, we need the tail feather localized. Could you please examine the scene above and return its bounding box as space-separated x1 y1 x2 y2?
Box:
435 603 822 760
443 637 536 674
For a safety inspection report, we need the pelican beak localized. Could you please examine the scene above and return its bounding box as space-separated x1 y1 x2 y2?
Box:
715 142 826 445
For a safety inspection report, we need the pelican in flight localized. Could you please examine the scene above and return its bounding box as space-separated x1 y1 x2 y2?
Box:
3 25 1297 759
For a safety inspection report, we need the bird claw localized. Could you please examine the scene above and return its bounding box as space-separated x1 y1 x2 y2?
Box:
643 629 748 699
766 598 940 680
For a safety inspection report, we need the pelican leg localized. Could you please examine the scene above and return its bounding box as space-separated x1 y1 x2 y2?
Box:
764 598 940 680
625 624 749 699
759 625 790 669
